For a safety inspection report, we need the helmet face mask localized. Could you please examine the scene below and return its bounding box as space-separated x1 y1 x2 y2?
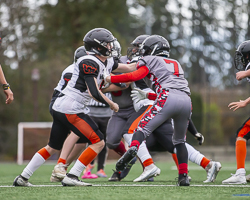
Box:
127 35 150 60
83 28 116 57
140 35 170 57
234 40 250 71
112 40 122 58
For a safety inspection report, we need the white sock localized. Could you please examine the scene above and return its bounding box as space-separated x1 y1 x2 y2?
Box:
68 160 86 177
236 168 246 175
186 143 205 165
21 153 45 179
137 141 152 163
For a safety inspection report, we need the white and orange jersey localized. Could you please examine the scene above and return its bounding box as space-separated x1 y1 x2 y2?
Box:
54 63 75 92
53 55 117 114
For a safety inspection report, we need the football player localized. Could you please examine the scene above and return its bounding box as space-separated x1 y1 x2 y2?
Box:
105 35 192 186
222 40 250 184
13 28 135 187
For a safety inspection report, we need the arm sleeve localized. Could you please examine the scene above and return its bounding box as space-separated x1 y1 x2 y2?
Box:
110 66 149 83
187 118 198 136
85 76 109 106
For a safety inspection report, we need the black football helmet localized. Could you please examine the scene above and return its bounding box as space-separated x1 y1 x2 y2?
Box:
127 35 149 60
234 40 250 71
74 46 88 62
140 35 170 57
83 28 116 57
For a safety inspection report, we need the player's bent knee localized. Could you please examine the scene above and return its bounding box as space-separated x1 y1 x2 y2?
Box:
106 142 119 150
45 145 59 155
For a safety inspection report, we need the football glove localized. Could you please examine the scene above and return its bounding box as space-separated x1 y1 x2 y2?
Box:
130 88 148 103
194 132 204 145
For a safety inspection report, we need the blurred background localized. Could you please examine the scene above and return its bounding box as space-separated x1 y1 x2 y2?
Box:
0 0 250 162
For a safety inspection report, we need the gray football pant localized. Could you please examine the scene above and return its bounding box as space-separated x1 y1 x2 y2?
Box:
137 89 191 145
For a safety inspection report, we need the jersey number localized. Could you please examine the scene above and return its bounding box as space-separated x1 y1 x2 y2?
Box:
164 59 179 77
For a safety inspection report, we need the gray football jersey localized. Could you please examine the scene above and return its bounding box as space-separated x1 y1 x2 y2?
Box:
137 56 191 95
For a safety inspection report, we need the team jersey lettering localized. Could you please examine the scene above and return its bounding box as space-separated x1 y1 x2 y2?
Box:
164 59 179 77
82 64 97 74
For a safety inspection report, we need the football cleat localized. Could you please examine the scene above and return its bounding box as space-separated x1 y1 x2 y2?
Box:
13 175 33 187
147 177 154 182
177 173 190 186
133 165 160 182
116 146 138 172
81 171 98 179
108 170 121 181
82 164 95 174
120 157 137 179
222 173 247 184
96 169 107 178
246 174 250 182
50 175 63 182
203 161 222 183
50 162 67 182
62 174 92 186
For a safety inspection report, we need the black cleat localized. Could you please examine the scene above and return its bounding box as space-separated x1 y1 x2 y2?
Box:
108 170 121 181
116 146 138 172
120 157 137 179
177 173 190 186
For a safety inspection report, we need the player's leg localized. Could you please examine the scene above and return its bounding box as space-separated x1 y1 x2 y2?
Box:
116 91 171 173
94 116 110 178
222 118 250 184
106 113 127 155
167 91 191 186
119 105 160 182
13 114 69 186
183 143 221 183
123 133 160 182
60 112 105 186
50 132 80 182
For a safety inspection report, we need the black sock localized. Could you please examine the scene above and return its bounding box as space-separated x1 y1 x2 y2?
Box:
175 143 188 164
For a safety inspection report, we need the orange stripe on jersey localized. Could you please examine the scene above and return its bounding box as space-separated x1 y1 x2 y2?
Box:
143 158 154 167
78 147 98 166
237 119 250 138
65 114 101 144
128 105 152 134
37 147 51 160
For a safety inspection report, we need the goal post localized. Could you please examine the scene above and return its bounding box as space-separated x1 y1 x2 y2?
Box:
17 122 53 165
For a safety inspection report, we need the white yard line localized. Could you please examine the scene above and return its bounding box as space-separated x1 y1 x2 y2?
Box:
1 184 250 188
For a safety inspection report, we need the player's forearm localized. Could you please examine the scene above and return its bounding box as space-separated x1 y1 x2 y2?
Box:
114 63 137 73
0 65 8 85
243 97 250 105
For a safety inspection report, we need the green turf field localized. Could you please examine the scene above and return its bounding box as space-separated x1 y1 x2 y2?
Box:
0 161 250 200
